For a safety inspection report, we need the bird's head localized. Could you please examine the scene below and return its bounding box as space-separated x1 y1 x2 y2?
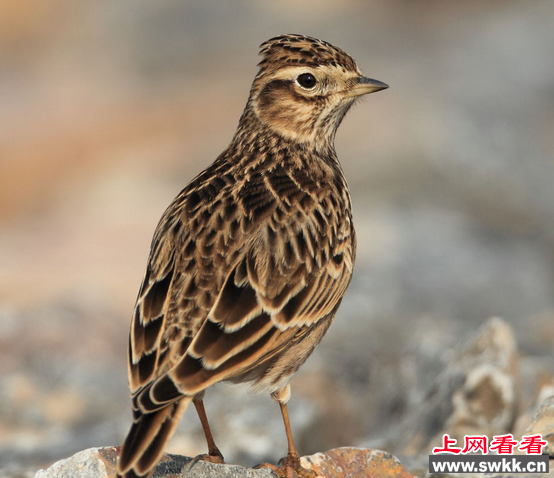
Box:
245 34 388 148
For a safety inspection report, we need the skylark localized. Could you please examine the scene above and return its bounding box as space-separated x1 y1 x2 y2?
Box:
116 34 387 478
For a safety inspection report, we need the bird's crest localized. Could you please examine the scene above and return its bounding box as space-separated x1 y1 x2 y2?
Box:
258 34 358 74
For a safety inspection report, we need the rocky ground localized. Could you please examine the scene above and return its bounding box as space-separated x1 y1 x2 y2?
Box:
1 2 554 478
8 318 554 478
28 318 554 477
34 447 414 478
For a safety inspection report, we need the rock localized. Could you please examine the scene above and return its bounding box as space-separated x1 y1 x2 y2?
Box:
32 447 414 478
33 447 274 478
524 396 554 457
512 358 554 442
378 317 519 455
301 448 413 478
33 448 115 478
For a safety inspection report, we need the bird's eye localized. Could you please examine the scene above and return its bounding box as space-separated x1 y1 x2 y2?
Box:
297 73 317 89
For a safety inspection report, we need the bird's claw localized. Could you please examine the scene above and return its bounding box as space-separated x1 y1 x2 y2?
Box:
254 455 318 478
193 452 226 465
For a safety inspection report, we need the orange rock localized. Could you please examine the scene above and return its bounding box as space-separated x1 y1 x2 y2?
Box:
301 448 414 478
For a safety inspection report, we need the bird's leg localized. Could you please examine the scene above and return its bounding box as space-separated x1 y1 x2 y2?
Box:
193 396 225 464
254 385 317 478
278 400 301 478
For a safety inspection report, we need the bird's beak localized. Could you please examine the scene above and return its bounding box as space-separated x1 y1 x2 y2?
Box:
346 76 389 97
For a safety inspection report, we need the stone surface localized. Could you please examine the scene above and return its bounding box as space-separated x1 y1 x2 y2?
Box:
524 396 554 457
374 317 519 455
32 447 413 478
33 448 111 478
301 448 413 478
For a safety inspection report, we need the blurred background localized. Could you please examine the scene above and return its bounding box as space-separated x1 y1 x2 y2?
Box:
1 0 554 476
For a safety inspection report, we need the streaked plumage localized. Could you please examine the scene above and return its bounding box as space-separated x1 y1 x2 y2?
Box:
116 34 387 478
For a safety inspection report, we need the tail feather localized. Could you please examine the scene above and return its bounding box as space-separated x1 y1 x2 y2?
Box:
117 397 192 478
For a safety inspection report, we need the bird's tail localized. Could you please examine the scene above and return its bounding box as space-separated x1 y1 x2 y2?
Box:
116 397 192 478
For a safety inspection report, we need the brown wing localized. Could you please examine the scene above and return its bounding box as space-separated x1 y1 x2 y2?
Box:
128 169 242 400
128 164 354 414
169 229 353 390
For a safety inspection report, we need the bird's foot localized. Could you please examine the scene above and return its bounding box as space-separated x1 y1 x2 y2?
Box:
254 453 317 478
193 451 226 465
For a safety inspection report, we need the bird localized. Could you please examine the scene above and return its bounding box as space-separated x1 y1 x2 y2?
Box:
116 33 388 478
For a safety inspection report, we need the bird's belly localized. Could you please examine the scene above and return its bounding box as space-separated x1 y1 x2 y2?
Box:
224 307 337 393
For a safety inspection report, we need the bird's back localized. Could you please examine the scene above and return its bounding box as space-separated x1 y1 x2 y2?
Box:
128 131 356 398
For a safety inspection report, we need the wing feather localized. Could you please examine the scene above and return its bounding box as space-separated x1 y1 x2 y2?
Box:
157 218 353 396
127 164 355 425
129 270 175 392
